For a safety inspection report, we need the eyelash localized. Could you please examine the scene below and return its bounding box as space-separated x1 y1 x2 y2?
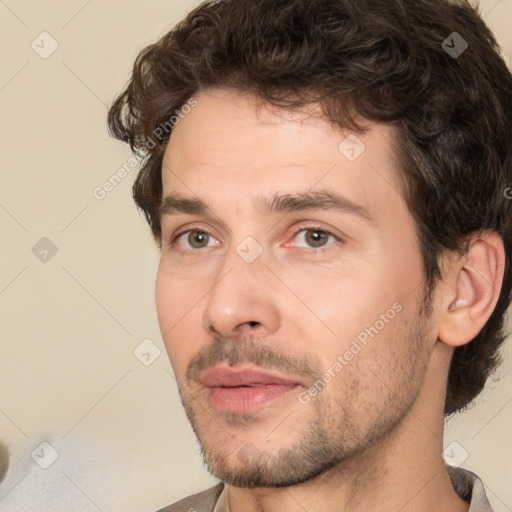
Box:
168 225 342 253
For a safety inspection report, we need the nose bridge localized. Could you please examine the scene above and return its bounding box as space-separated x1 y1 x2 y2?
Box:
213 233 267 294
201 237 279 336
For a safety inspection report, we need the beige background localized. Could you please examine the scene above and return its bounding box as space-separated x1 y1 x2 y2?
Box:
0 1 511 511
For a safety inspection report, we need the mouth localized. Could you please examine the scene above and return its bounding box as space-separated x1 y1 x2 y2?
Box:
201 366 304 414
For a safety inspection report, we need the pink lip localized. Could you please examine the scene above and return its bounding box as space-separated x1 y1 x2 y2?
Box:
201 366 303 414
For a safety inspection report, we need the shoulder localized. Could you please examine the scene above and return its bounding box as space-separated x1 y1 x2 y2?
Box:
154 483 225 512
447 465 495 512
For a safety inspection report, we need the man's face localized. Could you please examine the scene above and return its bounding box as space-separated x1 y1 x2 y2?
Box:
156 88 437 487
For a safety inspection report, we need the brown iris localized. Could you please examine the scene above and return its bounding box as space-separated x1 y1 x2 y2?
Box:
304 230 330 248
188 231 210 248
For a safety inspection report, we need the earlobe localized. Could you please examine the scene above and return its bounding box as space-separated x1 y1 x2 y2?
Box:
438 232 505 348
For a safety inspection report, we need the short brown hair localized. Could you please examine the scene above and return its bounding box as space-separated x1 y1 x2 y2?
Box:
107 0 512 415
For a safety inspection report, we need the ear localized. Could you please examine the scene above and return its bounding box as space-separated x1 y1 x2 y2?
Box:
437 231 505 348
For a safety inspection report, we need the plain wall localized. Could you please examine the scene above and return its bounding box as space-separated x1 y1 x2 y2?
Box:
0 0 511 510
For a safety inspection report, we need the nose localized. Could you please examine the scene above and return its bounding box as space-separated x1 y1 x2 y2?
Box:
201 247 281 338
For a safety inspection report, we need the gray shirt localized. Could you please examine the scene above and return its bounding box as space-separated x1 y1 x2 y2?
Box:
157 466 494 512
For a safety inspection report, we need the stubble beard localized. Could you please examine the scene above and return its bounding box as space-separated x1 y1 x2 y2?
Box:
176 303 433 488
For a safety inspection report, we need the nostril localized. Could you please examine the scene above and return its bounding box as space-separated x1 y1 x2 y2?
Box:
248 321 259 327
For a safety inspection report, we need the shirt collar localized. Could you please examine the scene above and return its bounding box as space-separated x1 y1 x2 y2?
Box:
212 466 493 512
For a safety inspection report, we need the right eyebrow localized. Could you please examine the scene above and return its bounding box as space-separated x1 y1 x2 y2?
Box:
159 194 210 218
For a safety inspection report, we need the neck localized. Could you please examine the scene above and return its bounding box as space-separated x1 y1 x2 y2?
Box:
225 343 470 512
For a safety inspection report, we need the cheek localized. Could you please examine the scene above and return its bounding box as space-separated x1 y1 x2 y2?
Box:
277 260 416 380
155 266 203 372
155 260 206 329
155 267 177 333
281 261 400 341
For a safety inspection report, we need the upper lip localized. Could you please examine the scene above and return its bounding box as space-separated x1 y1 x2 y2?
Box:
201 366 303 388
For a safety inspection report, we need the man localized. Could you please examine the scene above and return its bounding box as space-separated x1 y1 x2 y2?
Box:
107 0 512 510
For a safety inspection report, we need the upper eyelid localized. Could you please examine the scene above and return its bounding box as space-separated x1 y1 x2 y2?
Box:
163 210 346 233
170 224 342 247
172 225 219 241
172 224 338 236
285 226 342 247
286 222 344 241
162 215 232 238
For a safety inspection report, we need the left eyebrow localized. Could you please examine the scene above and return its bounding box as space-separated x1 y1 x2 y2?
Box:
257 189 375 225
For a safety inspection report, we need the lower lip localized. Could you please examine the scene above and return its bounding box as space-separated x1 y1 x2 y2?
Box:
207 384 301 414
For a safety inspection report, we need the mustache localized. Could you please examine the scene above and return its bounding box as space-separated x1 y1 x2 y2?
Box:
185 335 322 384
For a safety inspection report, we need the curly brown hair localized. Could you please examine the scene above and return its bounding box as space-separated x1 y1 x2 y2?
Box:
107 0 512 415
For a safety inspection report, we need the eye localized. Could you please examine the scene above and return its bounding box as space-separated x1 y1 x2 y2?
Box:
293 228 338 249
174 230 219 249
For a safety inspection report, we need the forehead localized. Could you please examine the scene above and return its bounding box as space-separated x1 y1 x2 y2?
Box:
161 88 404 218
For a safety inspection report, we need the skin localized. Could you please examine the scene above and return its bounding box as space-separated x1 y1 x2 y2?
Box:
155 87 504 512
